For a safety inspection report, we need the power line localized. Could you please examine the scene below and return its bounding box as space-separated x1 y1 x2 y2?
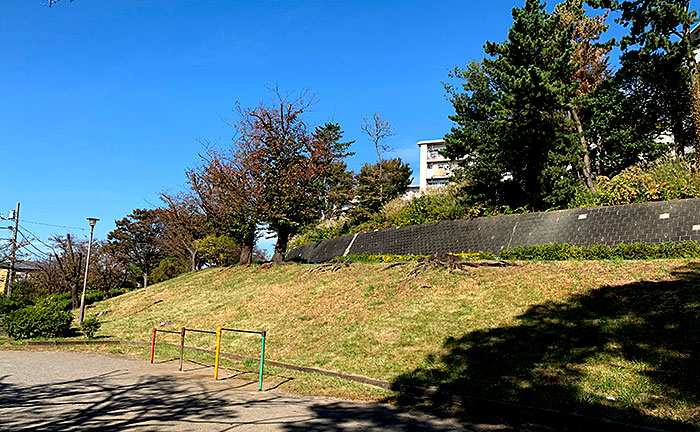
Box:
18 226 57 254
22 219 87 231
17 229 52 258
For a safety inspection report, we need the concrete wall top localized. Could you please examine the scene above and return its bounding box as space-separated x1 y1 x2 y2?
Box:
287 198 700 263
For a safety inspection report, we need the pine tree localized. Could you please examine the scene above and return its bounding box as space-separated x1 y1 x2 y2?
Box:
445 0 581 209
589 0 699 159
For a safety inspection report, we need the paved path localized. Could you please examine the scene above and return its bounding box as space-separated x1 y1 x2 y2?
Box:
0 350 470 431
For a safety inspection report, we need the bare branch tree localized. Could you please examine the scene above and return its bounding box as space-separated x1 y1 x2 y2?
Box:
44 0 72 7
361 112 394 165
360 113 395 202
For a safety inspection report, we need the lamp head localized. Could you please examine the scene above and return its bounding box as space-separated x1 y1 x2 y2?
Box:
87 217 100 227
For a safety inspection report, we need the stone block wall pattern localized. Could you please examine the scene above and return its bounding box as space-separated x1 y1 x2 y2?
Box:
286 198 700 263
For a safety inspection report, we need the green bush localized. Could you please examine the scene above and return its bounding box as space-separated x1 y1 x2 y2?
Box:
38 293 73 311
85 289 104 305
592 157 700 206
108 288 128 298
341 251 495 263
0 297 33 316
499 242 700 261
151 256 187 284
9 279 47 301
197 235 241 266
80 316 101 338
2 303 72 339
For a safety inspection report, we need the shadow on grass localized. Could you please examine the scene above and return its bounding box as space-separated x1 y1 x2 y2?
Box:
387 262 700 431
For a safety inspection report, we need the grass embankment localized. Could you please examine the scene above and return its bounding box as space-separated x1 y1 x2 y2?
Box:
79 260 699 429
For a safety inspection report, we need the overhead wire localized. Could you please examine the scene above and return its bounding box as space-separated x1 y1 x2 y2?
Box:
17 226 57 256
17 229 53 259
21 219 87 231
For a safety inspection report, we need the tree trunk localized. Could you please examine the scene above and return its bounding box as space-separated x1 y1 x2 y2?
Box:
190 251 197 272
688 60 700 166
71 283 79 309
239 232 255 265
272 228 289 265
570 108 598 194
142 272 148 288
376 143 384 203
671 117 686 157
239 245 252 265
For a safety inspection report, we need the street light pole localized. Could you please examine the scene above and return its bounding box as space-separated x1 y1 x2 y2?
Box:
78 217 99 325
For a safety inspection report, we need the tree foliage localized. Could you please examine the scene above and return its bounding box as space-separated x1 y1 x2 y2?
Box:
187 145 260 265
313 123 356 220
232 89 351 263
444 0 582 210
157 193 211 271
353 158 413 217
107 209 164 288
32 235 87 308
590 0 699 157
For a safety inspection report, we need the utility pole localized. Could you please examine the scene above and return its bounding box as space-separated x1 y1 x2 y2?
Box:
6 202 20 298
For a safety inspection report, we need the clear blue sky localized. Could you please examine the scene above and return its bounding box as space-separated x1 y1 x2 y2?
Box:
0 0 645 255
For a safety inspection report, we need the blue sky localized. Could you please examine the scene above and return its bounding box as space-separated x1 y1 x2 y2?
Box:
0 0 657 255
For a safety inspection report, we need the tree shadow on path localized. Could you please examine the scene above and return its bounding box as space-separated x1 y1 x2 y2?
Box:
389 262 700 431
0 370 255 431
0 366 463 431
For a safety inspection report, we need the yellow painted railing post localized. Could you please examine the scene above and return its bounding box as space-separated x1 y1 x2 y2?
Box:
214 326 222 380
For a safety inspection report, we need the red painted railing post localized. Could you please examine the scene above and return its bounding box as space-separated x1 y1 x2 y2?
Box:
150 328 156 363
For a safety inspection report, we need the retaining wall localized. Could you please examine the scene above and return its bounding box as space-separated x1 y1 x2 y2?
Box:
286 198 700 263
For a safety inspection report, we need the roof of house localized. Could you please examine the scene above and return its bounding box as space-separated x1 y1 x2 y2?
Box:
0 260 41 272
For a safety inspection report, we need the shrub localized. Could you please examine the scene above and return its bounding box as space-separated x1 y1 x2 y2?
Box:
85 289 104 305
592 157 700 206
151 256 187 284
80 316 101 338
499 242 700 261
108 288 128 298
0 297 33 316
38 293 73 311
2 303 72 339
9 279 47 301
198 235 241 266
340 252 495 263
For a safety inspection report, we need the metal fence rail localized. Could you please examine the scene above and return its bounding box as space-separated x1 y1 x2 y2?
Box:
150 325 267 390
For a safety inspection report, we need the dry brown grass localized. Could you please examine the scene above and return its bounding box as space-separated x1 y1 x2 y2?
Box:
93 261 676 372
82 259 700 429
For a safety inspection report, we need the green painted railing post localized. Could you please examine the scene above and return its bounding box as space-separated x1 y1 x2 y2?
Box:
258 331 266 391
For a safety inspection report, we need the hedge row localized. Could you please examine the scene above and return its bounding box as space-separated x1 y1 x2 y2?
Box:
341 251 496 263
339 242 700 263
499 241 700 261
2 303 72 339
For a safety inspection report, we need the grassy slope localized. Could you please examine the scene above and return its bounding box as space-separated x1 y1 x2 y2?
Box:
90 260 700 430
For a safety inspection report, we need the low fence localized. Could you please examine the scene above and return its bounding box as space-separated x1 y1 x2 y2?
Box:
286 198 700 263
151 326 267 391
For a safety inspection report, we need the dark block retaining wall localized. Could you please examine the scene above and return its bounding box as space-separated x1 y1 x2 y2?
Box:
286 198 700 263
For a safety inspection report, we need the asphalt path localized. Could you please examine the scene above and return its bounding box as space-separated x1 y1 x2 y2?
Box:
0 350 471 431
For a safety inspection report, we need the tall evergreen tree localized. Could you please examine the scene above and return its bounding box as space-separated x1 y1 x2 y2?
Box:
312 123 356 220
589 0 699 159
444 0 581 209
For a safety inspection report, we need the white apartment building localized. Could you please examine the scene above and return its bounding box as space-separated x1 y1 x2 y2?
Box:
416 139 466 192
